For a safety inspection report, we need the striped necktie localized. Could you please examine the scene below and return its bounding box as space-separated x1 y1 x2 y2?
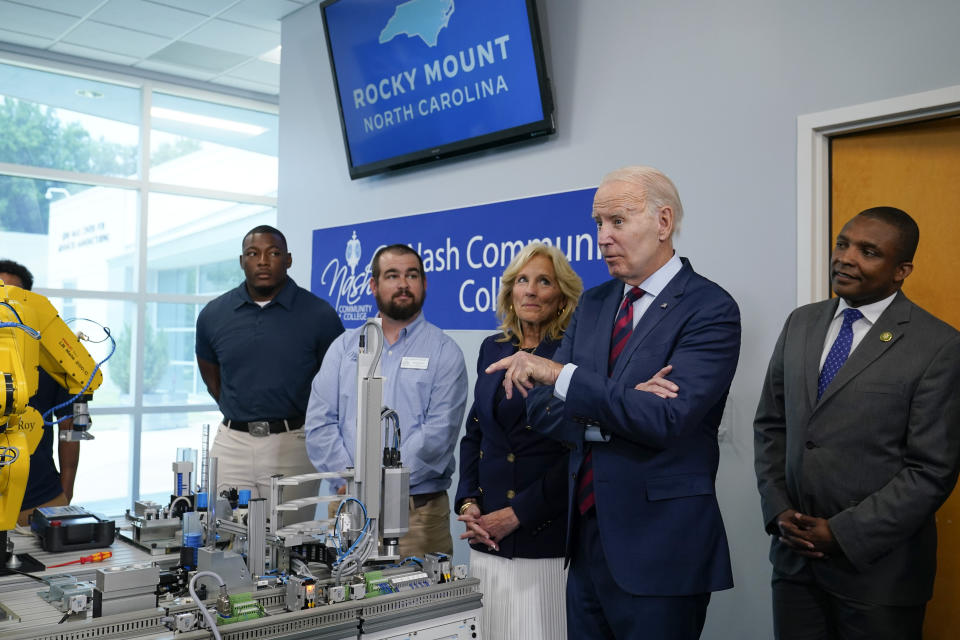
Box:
578 286 646 515
608 286 645 375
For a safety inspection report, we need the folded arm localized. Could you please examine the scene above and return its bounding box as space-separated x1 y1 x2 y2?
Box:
561 297 741 450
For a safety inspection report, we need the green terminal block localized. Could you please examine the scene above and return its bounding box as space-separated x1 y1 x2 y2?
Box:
217 593 266 625
362 570 392 598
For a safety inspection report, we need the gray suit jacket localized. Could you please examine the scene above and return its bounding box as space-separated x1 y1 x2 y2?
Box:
755 291 960 606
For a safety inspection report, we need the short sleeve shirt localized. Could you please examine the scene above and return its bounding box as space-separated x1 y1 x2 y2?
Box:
195 278 344 421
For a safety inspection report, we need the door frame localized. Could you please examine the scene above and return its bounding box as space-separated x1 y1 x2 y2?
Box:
796 84 960 305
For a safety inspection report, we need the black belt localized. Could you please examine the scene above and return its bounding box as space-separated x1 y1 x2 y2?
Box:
224 417 304 436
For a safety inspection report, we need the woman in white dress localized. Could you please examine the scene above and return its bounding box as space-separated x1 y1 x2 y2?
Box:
455 243 582 640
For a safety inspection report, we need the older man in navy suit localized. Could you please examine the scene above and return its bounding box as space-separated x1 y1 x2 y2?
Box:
487 166 741 639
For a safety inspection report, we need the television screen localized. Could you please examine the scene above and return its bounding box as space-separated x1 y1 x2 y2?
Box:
320 0 555 179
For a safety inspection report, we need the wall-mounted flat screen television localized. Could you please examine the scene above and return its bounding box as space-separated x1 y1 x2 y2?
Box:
320 0 555 179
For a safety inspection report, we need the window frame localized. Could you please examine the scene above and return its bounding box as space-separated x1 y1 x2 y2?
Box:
0 52 279 513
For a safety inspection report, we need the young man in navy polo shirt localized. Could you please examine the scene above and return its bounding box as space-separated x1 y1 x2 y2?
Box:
196 225 343 523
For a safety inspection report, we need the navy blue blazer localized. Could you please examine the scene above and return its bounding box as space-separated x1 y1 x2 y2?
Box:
456 334 569 559
528 258 740 595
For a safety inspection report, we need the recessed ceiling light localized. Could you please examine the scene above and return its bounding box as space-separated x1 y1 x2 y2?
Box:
76 89 104 99
151 106 267 136
259 46 281 65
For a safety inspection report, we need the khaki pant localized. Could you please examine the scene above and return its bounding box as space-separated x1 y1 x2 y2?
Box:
210 423 319 524
398 492 453 559
328 490 453 559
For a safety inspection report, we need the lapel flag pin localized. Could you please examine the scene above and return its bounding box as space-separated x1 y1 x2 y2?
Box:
660 303 668 309
879 331 893 342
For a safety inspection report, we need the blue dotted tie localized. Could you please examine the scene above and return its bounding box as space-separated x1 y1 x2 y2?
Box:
817 308 863 399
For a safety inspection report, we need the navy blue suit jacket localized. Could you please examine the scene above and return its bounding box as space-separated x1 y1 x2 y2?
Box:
456 334 569 559
528 258 740 595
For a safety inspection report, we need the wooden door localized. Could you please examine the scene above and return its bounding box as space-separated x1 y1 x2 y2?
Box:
831 116 960 638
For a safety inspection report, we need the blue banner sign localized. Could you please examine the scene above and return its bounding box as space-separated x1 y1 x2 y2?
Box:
310 188 612 329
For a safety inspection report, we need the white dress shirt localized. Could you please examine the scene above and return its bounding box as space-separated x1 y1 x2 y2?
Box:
819 291 898 370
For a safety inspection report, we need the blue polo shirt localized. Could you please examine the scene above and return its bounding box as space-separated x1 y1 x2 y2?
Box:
195 278 343 422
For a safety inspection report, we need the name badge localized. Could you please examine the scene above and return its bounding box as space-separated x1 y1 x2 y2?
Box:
400 356 429 370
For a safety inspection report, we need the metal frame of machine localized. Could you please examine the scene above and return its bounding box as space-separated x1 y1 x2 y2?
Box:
1 317 483 639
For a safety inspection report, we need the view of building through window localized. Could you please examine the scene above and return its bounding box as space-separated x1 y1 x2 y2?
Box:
0 59 278 515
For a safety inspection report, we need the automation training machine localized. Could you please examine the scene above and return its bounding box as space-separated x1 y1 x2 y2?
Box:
0 317 482 639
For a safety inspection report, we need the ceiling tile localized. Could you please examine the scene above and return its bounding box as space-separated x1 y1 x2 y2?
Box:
0 1 81 38
61 20 171 58
221 58 279 85
0 26 55 49
147 0 237 17
135 58 218 81
89 0 207 38
49 41 141 65
181 18 277 57
148 41 248 73
219 0 303 32
210 75 276 94
7 0 106 18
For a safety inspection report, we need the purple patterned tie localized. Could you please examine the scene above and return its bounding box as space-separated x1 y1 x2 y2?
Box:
578 286 645 515
817 308 863 400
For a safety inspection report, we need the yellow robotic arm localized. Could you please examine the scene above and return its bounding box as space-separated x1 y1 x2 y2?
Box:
0 281 103 529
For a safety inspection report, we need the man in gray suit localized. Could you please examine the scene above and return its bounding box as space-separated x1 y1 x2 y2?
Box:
754 206 960 639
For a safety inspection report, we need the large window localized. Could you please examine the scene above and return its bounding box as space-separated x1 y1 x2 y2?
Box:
0 59 278 515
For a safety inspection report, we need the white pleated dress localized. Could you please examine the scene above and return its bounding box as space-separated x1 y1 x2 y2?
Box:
468 548 567 639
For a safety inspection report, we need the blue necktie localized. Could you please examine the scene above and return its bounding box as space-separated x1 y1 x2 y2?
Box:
817 308 863 399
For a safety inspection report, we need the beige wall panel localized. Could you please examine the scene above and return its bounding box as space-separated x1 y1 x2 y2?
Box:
832 116 960 638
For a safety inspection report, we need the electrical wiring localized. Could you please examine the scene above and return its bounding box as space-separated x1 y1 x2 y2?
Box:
338 498 369 553
63 318 113 343
188 570 225 640
291 558 314 578
381 408 401 450
386 556 423 569
361 318 384 378
42 322 116 426
0 299 41 339
0 445 20 469
0 300 24 323
332 524 377 581
0 321 41 339
331 497 374 581
332 497 369 555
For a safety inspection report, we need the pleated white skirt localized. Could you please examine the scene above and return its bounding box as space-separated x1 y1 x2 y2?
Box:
469 549 567 640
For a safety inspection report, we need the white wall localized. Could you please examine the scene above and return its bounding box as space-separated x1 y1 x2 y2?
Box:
279 2 960 637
